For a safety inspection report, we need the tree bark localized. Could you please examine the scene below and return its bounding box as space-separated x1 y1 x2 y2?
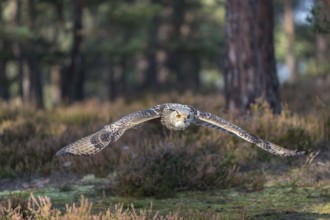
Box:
284 0 296 82
182 54 200 89
167 0 185 89
49 0 64 107
316 34 328 65
166 0 200 90
73 55 85 101
108 63 117 101
13 0 26 100
108 61 126 101
27 0 44 108
315 0 330 74
61 0 83 103
224 0 281 114
50 65 61 107
0 50 9 100
0 4 10 100
144 8 160 89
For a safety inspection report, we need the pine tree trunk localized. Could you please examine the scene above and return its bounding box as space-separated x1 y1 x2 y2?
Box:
316 34 328 66
14 0 25 100
168 0 185 89
224 0 281 114
284 0 296 82
50 1 63 107
315 0 330 75
144 12 160 89
62 0 83 103
0 55 9 101
50 65 61 107
27 0 43 108
0 4 9 100
166 0 200 90
108 61 126 101
182 54 200 89
144 0 163 89
73 55 85 101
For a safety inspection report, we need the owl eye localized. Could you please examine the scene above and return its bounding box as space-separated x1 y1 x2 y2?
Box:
176 114 182 119
187 115 190 119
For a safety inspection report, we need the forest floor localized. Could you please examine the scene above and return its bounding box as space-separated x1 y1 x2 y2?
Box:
1 174 330 219
1 75 330 219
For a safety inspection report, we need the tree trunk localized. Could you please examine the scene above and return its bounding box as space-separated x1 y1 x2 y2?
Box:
17 44 25 101
108 61 126 101
0 52 9 101
108 62 116 101
166 0 200 90
50 65 61 107
49 1 64 107
144 9 160 89
73 55 85 101
22 65 30 103
181 54 200 89
13 0 25 100
27 0 43 108
167 0 185 89
61 0 83 103
315 0 330 75
26 46 44 108
284 0 296 82
224 0 281 114
0 4 10 100
316 34 328 65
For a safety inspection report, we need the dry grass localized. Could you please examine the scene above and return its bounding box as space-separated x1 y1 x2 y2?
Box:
0 193 237 219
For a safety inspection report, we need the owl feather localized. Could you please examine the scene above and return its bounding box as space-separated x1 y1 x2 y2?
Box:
56 103 305 157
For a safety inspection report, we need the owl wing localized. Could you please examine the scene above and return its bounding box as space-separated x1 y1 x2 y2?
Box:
194 111 305 157
56 108 160 156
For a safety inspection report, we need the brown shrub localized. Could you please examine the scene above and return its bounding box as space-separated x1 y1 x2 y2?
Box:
112 139 240 198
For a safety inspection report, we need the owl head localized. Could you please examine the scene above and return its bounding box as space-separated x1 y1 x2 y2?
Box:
161 105 195 130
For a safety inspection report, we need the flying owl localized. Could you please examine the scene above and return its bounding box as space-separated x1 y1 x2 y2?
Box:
56 103 305 157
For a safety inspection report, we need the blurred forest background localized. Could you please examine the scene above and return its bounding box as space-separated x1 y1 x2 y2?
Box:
1 0 330 218
0 0 329 109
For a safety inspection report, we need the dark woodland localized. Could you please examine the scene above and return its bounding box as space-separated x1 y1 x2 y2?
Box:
0 0 327 110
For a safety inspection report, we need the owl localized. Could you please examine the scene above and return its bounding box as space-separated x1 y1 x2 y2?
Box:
56 103 305 157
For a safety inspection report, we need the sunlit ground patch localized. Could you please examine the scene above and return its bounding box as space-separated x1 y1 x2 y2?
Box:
1 182 330 219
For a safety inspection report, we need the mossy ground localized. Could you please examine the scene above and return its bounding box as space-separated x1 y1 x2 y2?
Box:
1 177 330 219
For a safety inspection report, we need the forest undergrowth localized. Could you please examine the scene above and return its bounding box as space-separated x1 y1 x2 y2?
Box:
0 76 330 219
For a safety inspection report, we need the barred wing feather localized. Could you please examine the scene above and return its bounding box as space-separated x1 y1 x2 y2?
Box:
56 108 160 156
195 111 305 157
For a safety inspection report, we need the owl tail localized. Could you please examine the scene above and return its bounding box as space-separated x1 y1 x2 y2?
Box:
56 128 124 156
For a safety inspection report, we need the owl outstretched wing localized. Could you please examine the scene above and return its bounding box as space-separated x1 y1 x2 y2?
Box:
56 108 160 156
194 111 305 157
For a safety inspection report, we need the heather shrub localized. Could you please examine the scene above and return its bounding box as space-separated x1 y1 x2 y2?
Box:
247 99 323 154
0 79 330 193
113 138 240 198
